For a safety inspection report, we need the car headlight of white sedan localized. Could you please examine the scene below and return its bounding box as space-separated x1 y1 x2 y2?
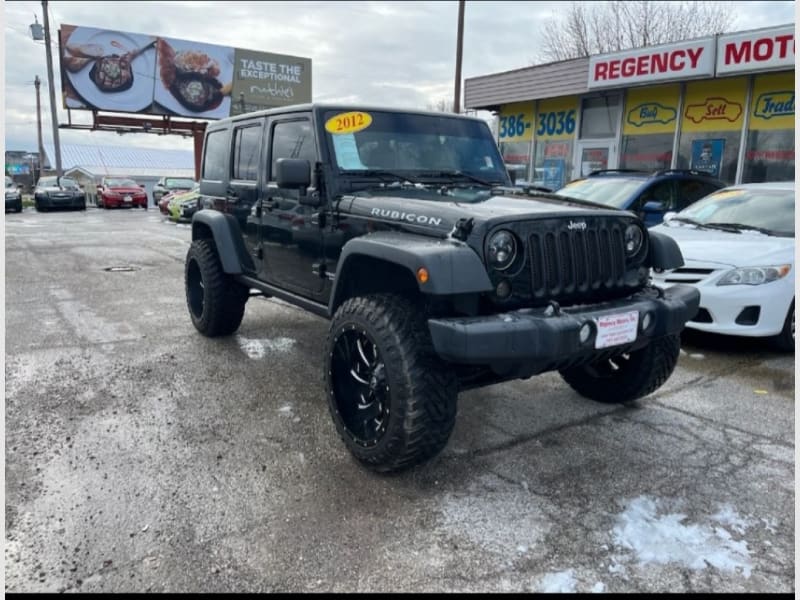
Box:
716 264 792 286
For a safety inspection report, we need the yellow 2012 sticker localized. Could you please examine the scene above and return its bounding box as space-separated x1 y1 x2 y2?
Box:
325 111 372 135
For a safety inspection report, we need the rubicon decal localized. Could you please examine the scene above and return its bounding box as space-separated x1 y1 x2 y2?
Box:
753 91 795 120
626 103 677 127
685 97 743 124
370 208 443 226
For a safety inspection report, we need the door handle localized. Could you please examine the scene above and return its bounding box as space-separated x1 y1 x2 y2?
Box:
226 188 239 201
263 200 275 211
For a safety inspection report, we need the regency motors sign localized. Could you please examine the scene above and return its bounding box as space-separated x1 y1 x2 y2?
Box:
588 38 715 89
588 24 794 89
59 24 311 119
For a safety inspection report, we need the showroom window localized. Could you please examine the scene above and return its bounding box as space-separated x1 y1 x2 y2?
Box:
742 72 794 183
579 94 621 139
676 77 748 184
619 84 680 171
496 102 535 184
533 96 578 190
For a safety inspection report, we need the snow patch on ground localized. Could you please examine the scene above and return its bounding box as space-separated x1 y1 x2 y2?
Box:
611 496 752 578
536 569 577 593
236 335 296 359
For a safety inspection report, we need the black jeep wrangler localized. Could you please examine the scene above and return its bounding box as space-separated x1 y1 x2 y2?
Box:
185 104 699 472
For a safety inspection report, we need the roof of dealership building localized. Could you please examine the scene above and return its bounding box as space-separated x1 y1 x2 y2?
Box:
42 142 195 179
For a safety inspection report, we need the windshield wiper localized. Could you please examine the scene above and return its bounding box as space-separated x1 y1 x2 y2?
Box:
428 170 500 188
549 193 614 210
705 222 775 235
665 216 708 228
341 169 427 185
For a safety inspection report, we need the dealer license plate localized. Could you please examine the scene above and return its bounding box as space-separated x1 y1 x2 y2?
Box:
594 311 639 349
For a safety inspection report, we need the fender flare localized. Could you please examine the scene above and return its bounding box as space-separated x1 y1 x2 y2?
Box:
191 210 252 274
648 230 685 271
329 231 493 314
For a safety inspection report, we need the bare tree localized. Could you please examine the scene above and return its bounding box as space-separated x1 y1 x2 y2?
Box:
426 98 454 113
536 1 735 63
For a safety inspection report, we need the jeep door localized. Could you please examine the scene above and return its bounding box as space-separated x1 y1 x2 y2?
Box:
260 115 326 299
228 119 266 272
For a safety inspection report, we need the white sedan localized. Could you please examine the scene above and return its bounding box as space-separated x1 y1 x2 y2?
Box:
650 182 794 351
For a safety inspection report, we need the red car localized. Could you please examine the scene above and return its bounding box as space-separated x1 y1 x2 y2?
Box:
159 191 177 215
98 177 148 209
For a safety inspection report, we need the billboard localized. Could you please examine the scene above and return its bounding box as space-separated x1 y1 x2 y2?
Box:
59 24 312 119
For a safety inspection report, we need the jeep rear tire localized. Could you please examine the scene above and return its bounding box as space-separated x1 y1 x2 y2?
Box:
185 239 249 337
326 294 458 473
559 334 681 404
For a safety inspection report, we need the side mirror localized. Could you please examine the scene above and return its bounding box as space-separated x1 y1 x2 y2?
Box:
507 169 517 185
140 184 146 189
643 200 665 212
276 158 311 190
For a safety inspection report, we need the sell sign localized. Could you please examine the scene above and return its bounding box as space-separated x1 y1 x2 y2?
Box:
716 24 794 75
588 38 715 89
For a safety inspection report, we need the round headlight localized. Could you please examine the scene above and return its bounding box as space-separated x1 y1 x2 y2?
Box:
624 224 644 256
487 230 517 271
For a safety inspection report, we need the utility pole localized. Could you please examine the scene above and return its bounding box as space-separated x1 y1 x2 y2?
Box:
34 76 45 181
42 0 63 177
453 0 465 114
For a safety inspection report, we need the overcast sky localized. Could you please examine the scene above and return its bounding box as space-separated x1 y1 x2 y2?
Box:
3 0 796 155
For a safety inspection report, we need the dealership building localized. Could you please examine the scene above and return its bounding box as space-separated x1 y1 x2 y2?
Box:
464 23 794 190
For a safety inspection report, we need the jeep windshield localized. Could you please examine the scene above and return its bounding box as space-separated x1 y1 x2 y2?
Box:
323 110 510 190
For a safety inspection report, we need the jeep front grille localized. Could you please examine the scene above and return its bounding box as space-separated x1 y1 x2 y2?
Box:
528 223 627 302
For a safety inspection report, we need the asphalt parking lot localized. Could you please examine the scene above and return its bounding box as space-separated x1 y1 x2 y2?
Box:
4 207 795 593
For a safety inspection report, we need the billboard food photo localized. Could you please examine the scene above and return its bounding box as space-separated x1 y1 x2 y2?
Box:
60 24 311 119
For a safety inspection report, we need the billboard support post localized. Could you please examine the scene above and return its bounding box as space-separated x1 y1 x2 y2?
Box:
42 0 63 176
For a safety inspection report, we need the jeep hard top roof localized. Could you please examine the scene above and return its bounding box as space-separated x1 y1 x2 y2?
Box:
207 103 488 130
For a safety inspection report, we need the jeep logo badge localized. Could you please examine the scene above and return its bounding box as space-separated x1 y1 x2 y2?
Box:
567 221 587 231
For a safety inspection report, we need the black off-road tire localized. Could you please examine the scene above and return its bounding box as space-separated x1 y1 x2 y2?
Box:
559 334 681 404
326 294 458 473
771 300 794 352
184 239 249 337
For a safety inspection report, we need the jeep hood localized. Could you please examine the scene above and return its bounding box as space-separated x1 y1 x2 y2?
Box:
338 191 628 236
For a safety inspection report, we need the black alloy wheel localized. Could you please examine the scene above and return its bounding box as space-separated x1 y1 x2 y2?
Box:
330 327 391 447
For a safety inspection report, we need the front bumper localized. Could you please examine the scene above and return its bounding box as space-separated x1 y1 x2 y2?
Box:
428 285 699 375
38 194 84 209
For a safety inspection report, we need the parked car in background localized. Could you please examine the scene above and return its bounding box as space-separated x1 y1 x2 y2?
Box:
34 176 86 212
152 177 196 204
650 182 795 351
553 169 726 227
5 175 22 213
167 183 200 222
97 177 148 209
